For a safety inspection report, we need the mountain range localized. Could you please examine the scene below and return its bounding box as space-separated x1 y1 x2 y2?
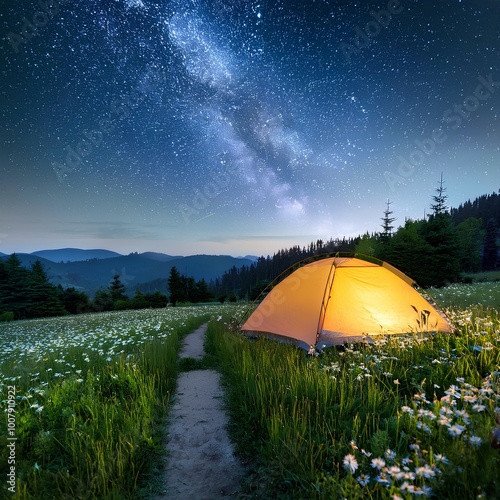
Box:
0 248 257 296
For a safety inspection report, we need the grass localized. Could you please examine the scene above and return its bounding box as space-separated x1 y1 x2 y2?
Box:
1 284 499 499
206 289 500 499
0 304 246 499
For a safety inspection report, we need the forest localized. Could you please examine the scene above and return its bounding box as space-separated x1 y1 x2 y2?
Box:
212 183 500 299
0 182 499 320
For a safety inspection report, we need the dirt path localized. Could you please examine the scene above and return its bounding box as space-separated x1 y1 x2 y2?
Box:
155 324 245 499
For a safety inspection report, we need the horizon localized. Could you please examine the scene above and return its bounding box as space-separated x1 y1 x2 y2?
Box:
1 186 497 259
2 1 499 257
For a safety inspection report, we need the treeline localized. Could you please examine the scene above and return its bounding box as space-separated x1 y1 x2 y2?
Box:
0 256 219 320
211 182 499 298
1 183 499 320
0 255 170 321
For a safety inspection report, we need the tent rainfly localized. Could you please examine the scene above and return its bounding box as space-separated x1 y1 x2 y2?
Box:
240 255 452 350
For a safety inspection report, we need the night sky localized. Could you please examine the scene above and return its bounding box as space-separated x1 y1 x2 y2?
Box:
1 0 499 256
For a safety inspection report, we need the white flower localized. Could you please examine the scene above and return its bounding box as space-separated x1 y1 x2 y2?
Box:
434 453 448 464
371 457 385 470
385 449 396 461
416 464 435 478
357 473 370 487
401 406 414 416
468 435 482 446
343 454 358 474
448 424 466 437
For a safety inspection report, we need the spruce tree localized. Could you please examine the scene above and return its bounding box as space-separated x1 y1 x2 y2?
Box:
26 260 66 318
109 273 128 303
380 199 396 242
168 267 185 306
421 175 461 286
482 218 498 271
1 254 30 319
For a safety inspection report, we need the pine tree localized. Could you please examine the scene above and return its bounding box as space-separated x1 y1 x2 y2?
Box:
61 287 92 314
482 218 498 271
1 254 30 319
421 175 461 286
93 288 114 311
380 199 396 242
430 172 448 216
109 273 127 303
168 267 185 306
26 260 66 318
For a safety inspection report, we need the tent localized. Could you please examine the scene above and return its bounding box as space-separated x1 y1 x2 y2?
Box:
240 255 452 350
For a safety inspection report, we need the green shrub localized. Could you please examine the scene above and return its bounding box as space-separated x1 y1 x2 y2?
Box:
0 311 14 322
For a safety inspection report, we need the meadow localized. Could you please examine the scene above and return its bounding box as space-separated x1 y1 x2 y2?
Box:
0 304 244 499
207 283 500 499
0 282 499 499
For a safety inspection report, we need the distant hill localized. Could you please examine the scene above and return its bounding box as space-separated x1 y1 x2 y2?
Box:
138 252 180 262
31 248 123 262
1 252 253 296
240 255 259 262
0 251 6 257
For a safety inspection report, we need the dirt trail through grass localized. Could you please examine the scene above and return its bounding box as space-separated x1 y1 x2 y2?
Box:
155 324 244 499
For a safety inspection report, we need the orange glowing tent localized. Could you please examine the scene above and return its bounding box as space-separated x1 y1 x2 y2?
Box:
240 254 452 349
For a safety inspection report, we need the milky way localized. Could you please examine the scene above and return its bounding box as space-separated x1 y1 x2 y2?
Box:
1 0 499 255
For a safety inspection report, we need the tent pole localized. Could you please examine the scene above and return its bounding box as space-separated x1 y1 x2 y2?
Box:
315 258 336 344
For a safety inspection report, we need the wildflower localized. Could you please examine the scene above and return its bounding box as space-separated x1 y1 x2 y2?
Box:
371 457 385 470
440 406 453 416
401 406 414 416
361 449 372 457
448 424 466 437
468 435 482 446
350 440 358 450
357 473 370 487
385 449 396 461
343 454 358 474
416 464 435 478
444 385 461 399
437 416 452 427
375 473 391 486
394 379 400 385
472 404 486 412
455 409 470 423
434 453 448 464
35 406 44 413
387 465 403 479
421 485 433 496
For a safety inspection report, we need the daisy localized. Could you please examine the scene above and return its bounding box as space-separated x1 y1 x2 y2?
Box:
343 454 358 474
371 457 386 470
468 436 482 446
448 424 466 437
357 474 370 487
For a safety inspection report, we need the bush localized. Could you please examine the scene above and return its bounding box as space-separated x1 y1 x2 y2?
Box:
0 311 14 322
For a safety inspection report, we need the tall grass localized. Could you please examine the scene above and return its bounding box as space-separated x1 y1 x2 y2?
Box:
207 304 500 499
0 307 231 499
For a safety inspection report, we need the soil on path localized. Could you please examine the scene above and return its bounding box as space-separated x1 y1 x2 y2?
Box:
155 324 245 499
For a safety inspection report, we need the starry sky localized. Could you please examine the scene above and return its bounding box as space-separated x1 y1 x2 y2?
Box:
1 0 499 257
